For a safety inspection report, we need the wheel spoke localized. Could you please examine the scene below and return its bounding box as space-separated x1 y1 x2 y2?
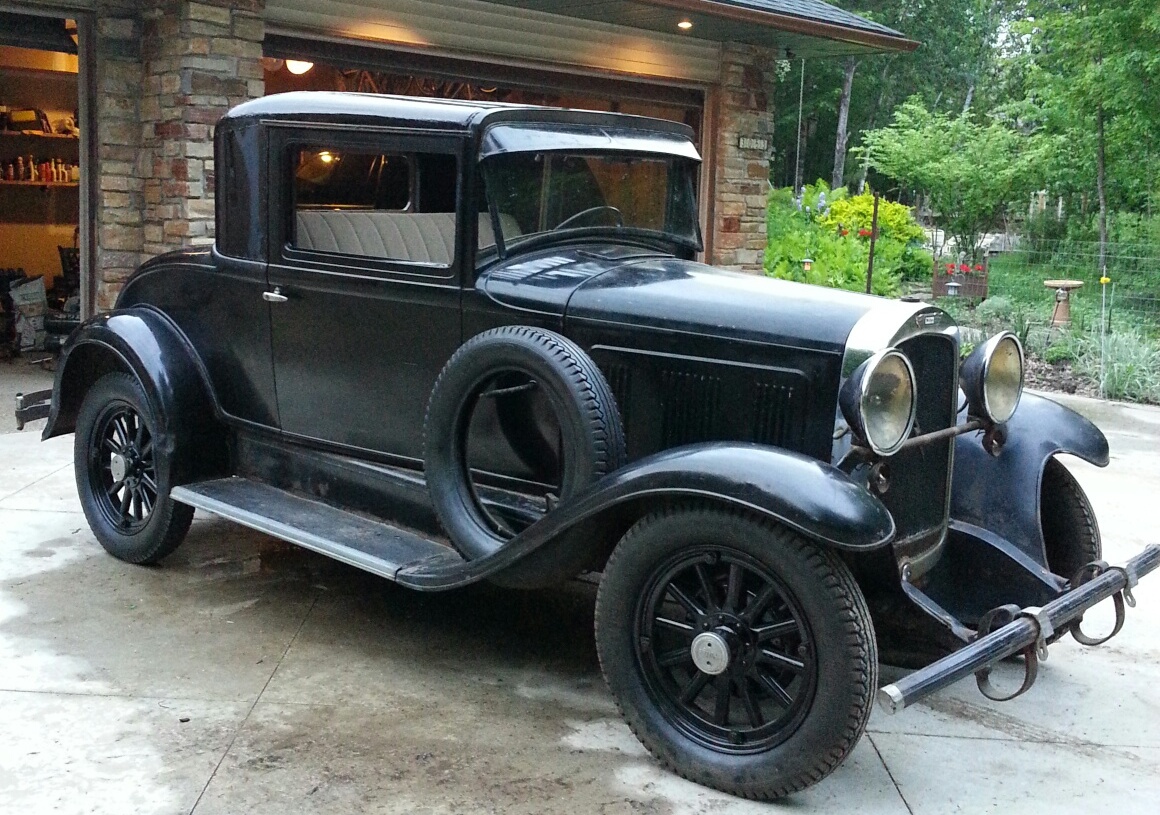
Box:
666 582 705 618
759 647 805 673
740 678 764 727
131 486 142 520
693 563 719 611
656 647 691 668
139 487 153 517
140 471 158 494
654 616 696 637
724 563 743 612
102 436 123 454
753 619 800 643
679 670 712 704
107 479 125 495
134 414 144 448
118 487 132 518
712 676 732 725
755 670 794 708
139 439 152 459
740 582 779 623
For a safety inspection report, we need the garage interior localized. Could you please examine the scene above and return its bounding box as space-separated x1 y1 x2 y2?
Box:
0 11 91 425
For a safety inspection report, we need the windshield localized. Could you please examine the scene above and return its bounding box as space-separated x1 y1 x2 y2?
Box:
481 152 700 256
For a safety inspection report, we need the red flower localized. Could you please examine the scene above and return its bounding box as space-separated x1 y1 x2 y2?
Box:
973 264 984 272
945 263 955 272
840 229 849 236
959 264 970 273
858 228 872 238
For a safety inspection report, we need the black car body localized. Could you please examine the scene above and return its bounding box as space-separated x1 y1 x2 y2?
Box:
26 92 1157 799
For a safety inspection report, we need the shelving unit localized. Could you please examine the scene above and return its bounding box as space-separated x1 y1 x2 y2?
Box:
0 180 77 187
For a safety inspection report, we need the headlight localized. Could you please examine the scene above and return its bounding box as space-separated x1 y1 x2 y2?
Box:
840 349 917 456
961 332 1024 424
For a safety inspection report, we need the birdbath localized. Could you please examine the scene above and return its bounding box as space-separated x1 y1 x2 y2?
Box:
1044 279 1084 326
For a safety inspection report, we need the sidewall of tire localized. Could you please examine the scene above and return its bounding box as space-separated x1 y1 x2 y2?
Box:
74 372 192 564
595 506 877 798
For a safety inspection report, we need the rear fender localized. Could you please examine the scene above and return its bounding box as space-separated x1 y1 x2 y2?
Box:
950 391 1109 569
399 442 895 590
43 307 225 481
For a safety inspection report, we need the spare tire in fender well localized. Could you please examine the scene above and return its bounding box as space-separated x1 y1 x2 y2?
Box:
423 325 626 581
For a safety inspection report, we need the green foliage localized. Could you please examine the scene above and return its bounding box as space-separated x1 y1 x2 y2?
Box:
765 181 933 298
1074 328 1160 404
859 99 1036 261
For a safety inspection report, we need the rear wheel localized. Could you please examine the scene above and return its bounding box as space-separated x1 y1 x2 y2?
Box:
75 372 193 564
595 505 877 799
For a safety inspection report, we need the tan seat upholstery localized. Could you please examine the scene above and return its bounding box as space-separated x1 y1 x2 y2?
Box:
295 210 522 264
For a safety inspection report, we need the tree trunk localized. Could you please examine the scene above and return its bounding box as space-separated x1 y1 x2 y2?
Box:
1096 105 1108 275
961 82 975 116
831 57 857 190
858 60 894 193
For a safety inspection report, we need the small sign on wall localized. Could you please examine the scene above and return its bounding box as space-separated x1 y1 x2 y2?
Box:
737 135 770 152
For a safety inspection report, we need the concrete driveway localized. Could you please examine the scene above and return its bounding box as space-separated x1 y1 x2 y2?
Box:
1 392 1157 814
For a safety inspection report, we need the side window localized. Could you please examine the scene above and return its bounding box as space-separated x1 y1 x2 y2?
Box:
289 145 459 268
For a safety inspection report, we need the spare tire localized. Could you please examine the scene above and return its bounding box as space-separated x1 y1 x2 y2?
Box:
424 325 626 561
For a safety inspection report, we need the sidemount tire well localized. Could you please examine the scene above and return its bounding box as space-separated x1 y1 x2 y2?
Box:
424 325 626 573
594 502 877 800
74 372 194 565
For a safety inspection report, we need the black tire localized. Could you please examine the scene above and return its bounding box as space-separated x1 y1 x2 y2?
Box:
595 505 877 800
1041 456 1101 581
424 326 625 560
75 372 193 564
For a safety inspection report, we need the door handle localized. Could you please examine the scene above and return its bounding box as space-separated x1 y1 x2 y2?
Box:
262 288 289 304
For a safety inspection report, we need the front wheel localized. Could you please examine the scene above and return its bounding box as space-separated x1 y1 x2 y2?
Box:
595 505 877 799
75 372 193 564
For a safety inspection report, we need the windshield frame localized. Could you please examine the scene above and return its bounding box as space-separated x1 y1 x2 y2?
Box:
479 149 703 263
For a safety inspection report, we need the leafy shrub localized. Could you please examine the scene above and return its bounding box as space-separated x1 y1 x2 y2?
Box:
1074 327 1160 403
765 181 931 297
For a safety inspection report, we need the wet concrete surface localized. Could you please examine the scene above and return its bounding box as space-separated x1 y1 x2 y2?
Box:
1 393 1158 814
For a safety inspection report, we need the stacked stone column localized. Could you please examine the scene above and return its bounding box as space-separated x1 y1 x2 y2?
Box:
93 0 264 309
710 43 778 273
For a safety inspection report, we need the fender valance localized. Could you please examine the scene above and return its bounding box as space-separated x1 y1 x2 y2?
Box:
399 442 895 590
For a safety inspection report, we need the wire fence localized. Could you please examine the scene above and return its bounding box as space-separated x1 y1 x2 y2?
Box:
925 237 1160 332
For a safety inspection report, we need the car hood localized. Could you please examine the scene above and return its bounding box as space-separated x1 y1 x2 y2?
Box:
482 245 881 354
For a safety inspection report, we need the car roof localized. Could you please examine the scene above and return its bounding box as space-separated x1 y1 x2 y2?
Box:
220 91 696 142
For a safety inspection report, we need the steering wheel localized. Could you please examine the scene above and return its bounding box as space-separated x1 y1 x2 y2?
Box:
554 206 624 230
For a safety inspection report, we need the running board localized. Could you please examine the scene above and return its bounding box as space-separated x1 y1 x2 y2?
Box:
171 477 464 584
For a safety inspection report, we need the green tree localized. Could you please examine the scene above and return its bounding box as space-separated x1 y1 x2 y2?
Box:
860 98 1036 260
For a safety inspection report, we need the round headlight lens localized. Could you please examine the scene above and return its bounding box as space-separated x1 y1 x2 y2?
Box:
984 334 1024 423
841 349 917 456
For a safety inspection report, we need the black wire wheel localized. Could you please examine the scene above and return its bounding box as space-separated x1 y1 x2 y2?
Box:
75 372 193 564
595 505 877 800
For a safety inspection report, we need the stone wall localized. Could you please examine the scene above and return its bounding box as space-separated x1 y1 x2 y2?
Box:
709 43 778 273
92 1 265 309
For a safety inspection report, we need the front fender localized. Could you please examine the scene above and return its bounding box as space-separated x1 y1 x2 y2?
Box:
399 442 895 589
43 308 222 478
950 391 1109 568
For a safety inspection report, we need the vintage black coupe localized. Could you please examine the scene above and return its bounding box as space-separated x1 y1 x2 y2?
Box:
21 93 1157 799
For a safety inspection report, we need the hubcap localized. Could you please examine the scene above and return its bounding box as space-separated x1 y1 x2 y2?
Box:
110 452 128 484
690 631 731 675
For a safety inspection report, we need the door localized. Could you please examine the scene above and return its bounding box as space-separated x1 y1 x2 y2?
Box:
265 127 465 461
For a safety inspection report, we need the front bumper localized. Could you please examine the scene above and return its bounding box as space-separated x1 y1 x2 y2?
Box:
879 543 1160 713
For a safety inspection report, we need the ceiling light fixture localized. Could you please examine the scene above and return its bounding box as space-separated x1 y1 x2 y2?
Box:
678 20 693 30
285 59 315 75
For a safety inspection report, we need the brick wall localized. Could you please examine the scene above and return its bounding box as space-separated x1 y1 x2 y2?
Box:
93 1 264 309
710 43 778 273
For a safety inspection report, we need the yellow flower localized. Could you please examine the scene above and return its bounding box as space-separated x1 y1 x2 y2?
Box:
1100 276 1111 285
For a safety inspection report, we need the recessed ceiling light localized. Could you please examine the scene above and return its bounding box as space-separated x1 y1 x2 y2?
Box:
678 20 693 30
286 60 314 75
